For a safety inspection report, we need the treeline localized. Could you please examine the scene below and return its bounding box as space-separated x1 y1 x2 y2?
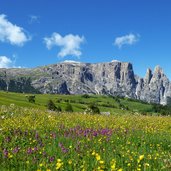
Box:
151 104 171 115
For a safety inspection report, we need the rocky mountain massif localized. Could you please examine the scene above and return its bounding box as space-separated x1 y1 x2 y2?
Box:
0 61 171 105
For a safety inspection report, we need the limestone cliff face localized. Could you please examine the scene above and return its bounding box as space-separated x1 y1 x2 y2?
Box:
0 61 170 105
136 66 171 105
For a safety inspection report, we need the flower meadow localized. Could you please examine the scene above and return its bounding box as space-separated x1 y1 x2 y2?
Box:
0 105 171 171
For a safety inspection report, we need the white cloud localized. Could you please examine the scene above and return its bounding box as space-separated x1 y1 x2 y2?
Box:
63 60 81 64
0 14 30 46
111 59 120 63
44 33 85 58
0 55 22 68
0 56 13 68
28 15 40 24
114 33 139 48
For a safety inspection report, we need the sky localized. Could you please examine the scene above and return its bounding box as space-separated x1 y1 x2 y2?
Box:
0 0 171 79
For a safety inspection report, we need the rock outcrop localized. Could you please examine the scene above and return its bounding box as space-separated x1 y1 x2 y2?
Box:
0 61 170 105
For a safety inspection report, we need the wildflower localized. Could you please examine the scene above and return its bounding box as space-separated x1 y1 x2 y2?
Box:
57 159 62 163
68 159 72 165
99 160 104 164
49 156 55 163
39 163 43 167
118 169 123 171
138 155 144 163
111 164 116 170
92 151 95 156
139 155 144 161
8 154 13 158
12 147 19 154
56 159 63 170
111 159 116 170
3 149 8 158
56 162 63 170
145 163 150 167
95 153 101 161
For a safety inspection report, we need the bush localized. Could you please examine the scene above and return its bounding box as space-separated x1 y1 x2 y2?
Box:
47 100 59 111
89 103 100 114
82 94 90 98
56 98 62 103
26 95 35 103
65 103 73 112
56 106 62 112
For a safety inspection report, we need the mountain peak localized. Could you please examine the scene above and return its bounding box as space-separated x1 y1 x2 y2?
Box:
154 65 163 74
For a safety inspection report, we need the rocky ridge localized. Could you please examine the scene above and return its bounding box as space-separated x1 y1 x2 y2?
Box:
0 60 171 105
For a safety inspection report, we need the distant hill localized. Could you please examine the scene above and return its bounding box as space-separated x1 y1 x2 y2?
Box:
0 60 171 105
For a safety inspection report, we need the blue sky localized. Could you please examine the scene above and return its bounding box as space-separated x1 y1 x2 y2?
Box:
0 0 171 79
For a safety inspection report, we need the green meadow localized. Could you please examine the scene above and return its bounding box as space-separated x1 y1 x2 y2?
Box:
0 91 171 170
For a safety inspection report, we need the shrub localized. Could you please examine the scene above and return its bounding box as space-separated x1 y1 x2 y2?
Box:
65 103 73 112
82 94 90 98
26 95 35 103
89 103 100 114
56 105 62 112
64 99 69 103
47 100 57 111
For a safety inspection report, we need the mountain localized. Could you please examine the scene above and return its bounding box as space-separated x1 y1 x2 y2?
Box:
0 60 171 105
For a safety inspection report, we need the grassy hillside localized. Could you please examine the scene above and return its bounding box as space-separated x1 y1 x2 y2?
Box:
0 91 155 115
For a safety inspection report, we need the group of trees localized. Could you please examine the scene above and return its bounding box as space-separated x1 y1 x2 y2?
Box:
152 104 171 115
26 94 100 114
25 95 36 103
25 95 73 112
47 100 62 112
47 100 73 112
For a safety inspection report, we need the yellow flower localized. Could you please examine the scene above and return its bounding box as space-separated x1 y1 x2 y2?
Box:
68 160 72 165
95 153 101 161
9 154 13 158
39 163 43 167
57 159 62 163
26 161 29 164
139 155 144 161
99 160 104 164
56 162 63 170
118 169 123 171
145 163 150 167
92 151 95 156
46 169 51 171
111 164 116 170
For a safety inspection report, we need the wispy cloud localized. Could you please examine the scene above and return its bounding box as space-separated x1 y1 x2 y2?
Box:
0 55 22 68
0 56 13 68
114 33 139 48
44 33 85 58
28 15 40 24
0 14 31 46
